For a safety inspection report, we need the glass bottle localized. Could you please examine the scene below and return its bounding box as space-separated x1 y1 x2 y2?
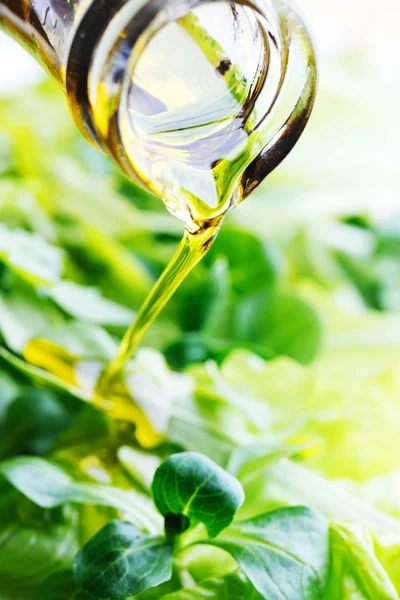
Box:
0 0 317 232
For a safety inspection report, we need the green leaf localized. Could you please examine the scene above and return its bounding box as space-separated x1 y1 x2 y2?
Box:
0 492 79 596
211 227 280 295
165 334 214 370
336 252 381 310
375 532 400 597
54 405 112 452
169 382 257 465
135 576 181 600
168 411 234 468
118 446 161 491
1 345 176 448
0 345 87 400
0 284 60 352
179 259 231 333
264 459 400 535
170 543 237 586
227 443 315 483
79 224 154 308
0 389 71 457
152 452 244 537
210 506 330 600
47 281 135 326
20 322 116 392
0 456 162 533
73 520 173 599
0 368 19 422
203 361 271 431
220 334 400 482
165 333 276 370
0 224 64 285
326 524 399 600
237 292 321 364
37 570 94 600
24 321 117 362
162 571 262 599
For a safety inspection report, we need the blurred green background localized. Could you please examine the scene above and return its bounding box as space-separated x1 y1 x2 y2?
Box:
1 1 400 598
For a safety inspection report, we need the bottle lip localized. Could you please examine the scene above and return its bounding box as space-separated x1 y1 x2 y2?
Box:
65 0 124 150
66 0 317 200
65 0 200 187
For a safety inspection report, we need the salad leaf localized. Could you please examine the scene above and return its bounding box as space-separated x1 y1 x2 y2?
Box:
0 224 64 285
0 455 162 533
165 333 217 370
0 284 60 352
211 507 329 600
262 459 400 535
0 345 87 399
152 452 244 537
164 332 276 370
227 443 315 483
47 281 135 326
326 524 399 600
236 292 321 365
0 388 71 457
178 259 231 333
161 571 262 599
0 368 19 422
210 227 279 295
220 323 400 482
73 520 173 599
24 322 117 363
0 491 79 597
37 570 94 600
117 445 161 491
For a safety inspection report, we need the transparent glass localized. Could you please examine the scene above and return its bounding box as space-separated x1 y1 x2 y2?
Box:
0 0 317 231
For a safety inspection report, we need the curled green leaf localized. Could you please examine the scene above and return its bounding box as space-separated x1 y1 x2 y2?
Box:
152 452 244 538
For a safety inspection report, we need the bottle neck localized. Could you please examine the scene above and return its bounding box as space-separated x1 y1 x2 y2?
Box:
0 0 63 84
66 0 159 156
0 0 150 152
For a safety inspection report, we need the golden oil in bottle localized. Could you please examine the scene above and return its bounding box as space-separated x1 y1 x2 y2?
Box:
120 3 271 231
